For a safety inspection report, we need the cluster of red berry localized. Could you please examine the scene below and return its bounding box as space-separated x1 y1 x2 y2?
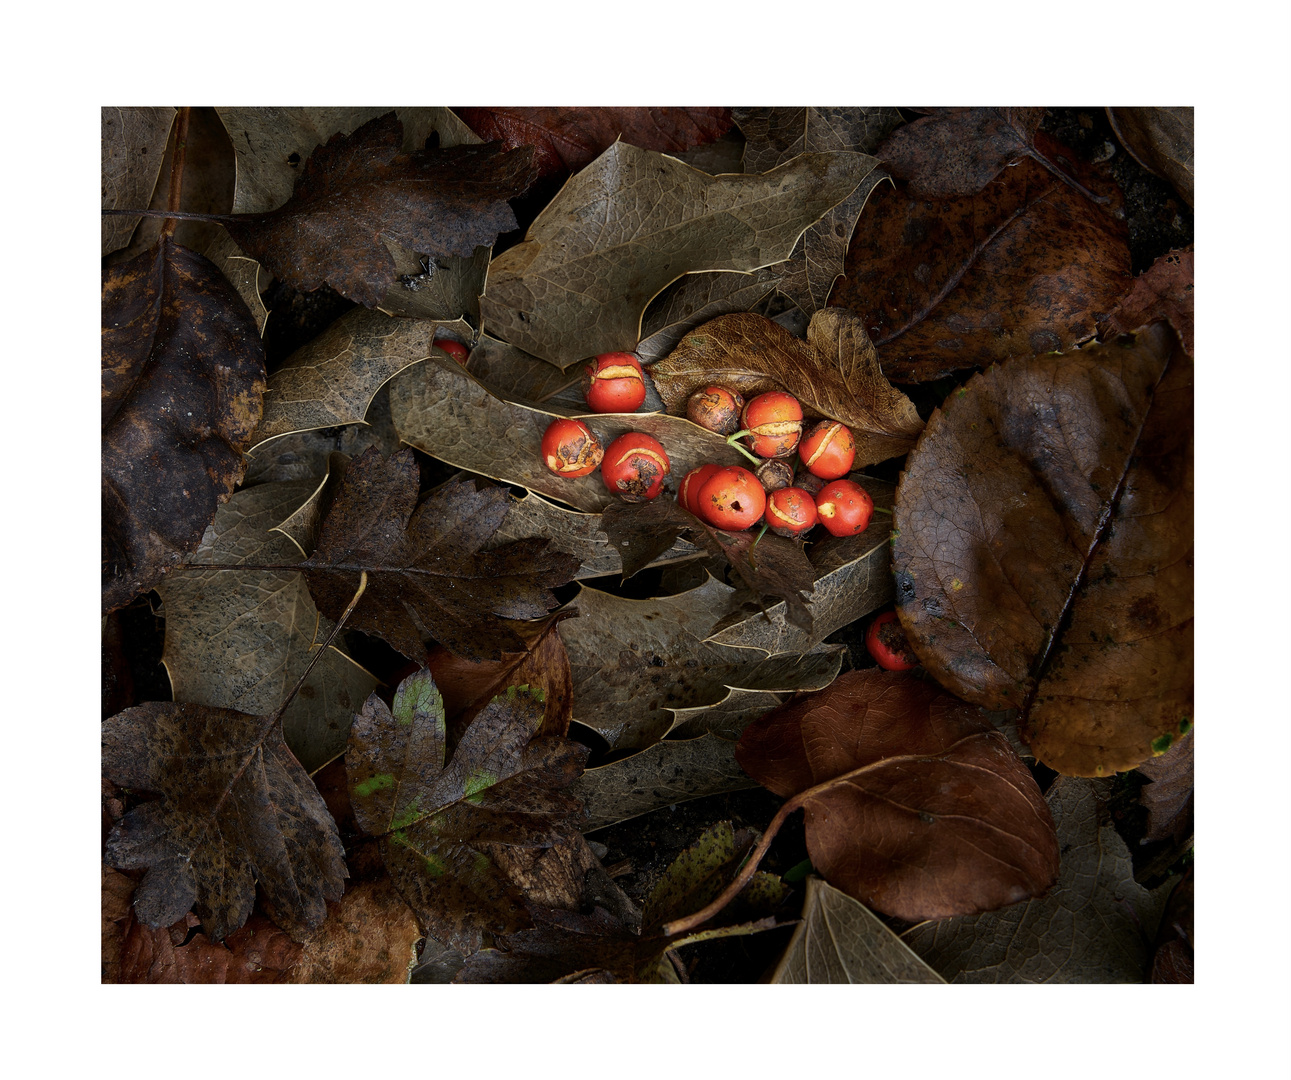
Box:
539 354 876 542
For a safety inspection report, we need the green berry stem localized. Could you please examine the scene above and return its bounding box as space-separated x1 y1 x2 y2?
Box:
725 430 764 466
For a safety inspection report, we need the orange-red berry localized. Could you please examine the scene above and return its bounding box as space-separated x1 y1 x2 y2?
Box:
866 610 919 671
687 386 745 436
815 479 874 537
697 466 766 530
583 352 647 413
601 432 670 501
739 391 803 458
678 463 723 516
434 336 470 364
541 418 604 477
765 487 818 538
798 420 856 479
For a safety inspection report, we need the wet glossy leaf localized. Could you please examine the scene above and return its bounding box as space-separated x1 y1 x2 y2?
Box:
892 324 1193 775
102 106 175 255
102 237 266 613
1099 247 1193 355
1107 107 1194 207
736 670 1060 922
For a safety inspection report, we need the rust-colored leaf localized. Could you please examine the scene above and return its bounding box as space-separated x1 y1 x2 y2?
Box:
1099 247 1194 355
456 106 732 178
1106 107 1194 207
116 909 302 983
102 237 266 613
735 670 1060 922
892 324 1192 776
299 448 580 662
829 134 1131 382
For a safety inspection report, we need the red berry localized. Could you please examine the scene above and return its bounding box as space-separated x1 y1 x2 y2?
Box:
678 463 723 516
697 466 766 530
798 420 856 479
815 479 874 537
687 385 745 435
765 487 818 538
434 336 470 364
739 391 803 458
601 432 670 501
583 352 647 413
541 418 604 477
866 610 918 671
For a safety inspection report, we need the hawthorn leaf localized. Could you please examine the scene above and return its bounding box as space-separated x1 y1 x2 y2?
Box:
387 352 746 513
103 700 348 941
891 323 1193 776
1106 107 1194 207
558 576 844 751
1098 247 1194 355
479 141 882 366
282 877 422 984
649 311 923 467
102 237 266 613
829 134 1131 381
270 451 350 559
770 877 945 984
1135 729 1193 844
902 778 1169 982
299 447 580 662
156 478 377 772
101 106 176 255
222 112 536 307
346 671 588 953
736 670 1060 922
456 106 733 178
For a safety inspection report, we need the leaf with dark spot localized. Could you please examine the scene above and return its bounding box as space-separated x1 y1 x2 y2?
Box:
298 447 580 662
736 670 1060 922
102 237 266 613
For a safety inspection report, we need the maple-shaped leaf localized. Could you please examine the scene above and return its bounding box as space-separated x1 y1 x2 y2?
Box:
102 702 347 942
298 447 580 662
222 112 536 307
346 670 588 954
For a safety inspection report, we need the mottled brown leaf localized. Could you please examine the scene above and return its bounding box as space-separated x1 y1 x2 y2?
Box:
102 237 266 613
222 112 536 307
102 701 347 941
636 267 784 365
1107 107 1194 207
102 106 176 255
116 908 302 983
1135 729 1193 844
346 671 587 953
283 877 421 983
736 670 1060 922
829 134 1131 381
892 324 1193 775
650 311 922 466
1099 247 1194 355
694 523 818 633
299 447 579 662
456 106 732 178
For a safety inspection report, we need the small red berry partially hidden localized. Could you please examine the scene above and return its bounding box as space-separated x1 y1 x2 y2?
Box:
687 385 745 435
815 479 874 537
434 336 470 364
678 463 722 516
541 418 604 477
697 466 766 530
798 420 856 479
866 610 919 671
738 391 803 458
583 352 647 413
765 486 818 538
601 432 670 501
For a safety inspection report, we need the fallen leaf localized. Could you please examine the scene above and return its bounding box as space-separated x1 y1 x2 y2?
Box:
636 267 784 365
299 448 580 662
829 135 1131 382
649 310 923 466
694 522 818 632
101 106 176 255
103 700 348 941
736 670 1060 922
116 908 302 983
283 878 421 983
156 478 377 773
1149 867 1193 983
102 865 137 982
346 671 587 953
770 876 945 984
456 106 733 178
891 323 1193 776
1098 247 1194 355
377 246 491 323
458 333 581 405
102 237 266 613
203 227 270 335
1106 107 1194 207
902 777 1169 982
479 141 882 366
664 687 790 741
1135 729 1193 844
222 112 536 307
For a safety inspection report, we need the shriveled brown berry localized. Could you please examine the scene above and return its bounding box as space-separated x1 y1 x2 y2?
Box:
755 458 794 493
687 385 745 436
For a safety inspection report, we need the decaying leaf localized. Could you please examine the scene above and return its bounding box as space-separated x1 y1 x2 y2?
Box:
1149 868 1193 983
829 134 1131 382
282 878 422 983
103 700 348 941
892 323 1193 776
1106 107 1194 207
457 333 582 405
102 106 176 255
649 310 922 466
636 267 784 365
770 877 945 984
736 670 1060 922
903 778 1170 982
346 670 587 953
299 448 580 662
115 907 304 984
1098 247 1194 355
480 141 882 366
1135 729 1193 844
102 237 266 613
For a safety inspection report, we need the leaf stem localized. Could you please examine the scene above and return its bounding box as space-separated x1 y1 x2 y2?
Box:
160 107 191 242
724 431 764 466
